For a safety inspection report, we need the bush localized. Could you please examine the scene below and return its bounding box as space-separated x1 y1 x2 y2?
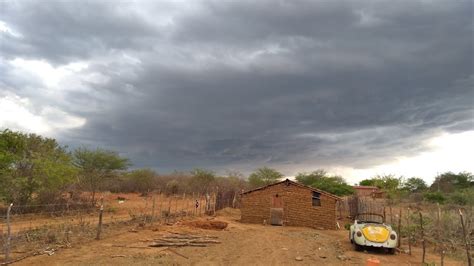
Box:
423 192 446 204
448 189 474 205
166 180 180 195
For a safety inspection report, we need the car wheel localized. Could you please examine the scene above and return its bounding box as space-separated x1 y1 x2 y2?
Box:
354 243 363 252
387 248 396 255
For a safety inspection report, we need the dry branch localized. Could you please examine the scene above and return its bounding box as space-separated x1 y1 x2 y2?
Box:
154 238 221 244
149 233 220 248
111 244 152 249
149 243 207 247
161 235 218 239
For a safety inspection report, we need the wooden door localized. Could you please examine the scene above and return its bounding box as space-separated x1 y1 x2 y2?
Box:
270 194 283 226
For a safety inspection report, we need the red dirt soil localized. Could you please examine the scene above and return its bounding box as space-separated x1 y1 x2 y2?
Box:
13 209 464 266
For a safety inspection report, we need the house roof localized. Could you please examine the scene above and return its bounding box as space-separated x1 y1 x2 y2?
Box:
241 178 341 200
353 186 380 190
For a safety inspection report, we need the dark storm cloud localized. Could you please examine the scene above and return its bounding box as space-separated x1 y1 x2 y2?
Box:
1 0 472 174
0 0 164 64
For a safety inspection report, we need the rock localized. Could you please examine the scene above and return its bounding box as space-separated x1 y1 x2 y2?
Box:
295 256 303 261
319 255 327 259
337 254 348 261
281 247 288 251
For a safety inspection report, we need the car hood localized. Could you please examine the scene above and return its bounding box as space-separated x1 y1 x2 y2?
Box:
361 224 390 243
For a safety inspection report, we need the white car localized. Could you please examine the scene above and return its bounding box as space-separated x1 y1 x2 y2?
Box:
349 213 398 254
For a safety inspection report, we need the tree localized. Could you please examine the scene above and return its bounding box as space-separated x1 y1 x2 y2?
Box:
189 168 216 193
296 170 354 196
0 129 76 204
295 169 327 186
402 177 428 193
126 168 157 194
248 167 284 188
430 172 473 193
166 179 180 195
73 147 130 203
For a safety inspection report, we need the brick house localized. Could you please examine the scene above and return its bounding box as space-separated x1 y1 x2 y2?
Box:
240 179 341 230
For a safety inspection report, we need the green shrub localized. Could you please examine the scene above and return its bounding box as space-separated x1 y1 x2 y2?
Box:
448 189 474 205
423 192 446 204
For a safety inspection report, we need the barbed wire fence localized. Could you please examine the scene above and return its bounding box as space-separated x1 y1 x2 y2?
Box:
1 190 238 264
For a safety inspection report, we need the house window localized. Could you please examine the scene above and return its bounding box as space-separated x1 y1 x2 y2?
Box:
312 192 321 206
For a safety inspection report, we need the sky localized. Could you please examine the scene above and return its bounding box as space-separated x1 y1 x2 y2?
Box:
0 0 473 184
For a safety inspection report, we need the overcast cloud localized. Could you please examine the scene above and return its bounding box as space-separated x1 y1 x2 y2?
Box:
1 0 473 181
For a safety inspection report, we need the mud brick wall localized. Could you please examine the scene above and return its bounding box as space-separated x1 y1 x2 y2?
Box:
241 183 337 230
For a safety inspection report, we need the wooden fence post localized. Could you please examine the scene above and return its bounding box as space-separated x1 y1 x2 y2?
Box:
192 192 195 216
143 191 149 224
407 208 411 255
214 187 219 214
4 203 13 263
199 194 203 216
233 191 237 209
158 190 163 224
185 193 189 217
383 207 386 223
175 196 178 220
437 203 445 266
159 192 163 223
397 208 402 248
151 195 156 224
389 206 393 224
182 192 186 216
459 209 472 266
167 197 171 223
95 198 104 240
419 212 426 264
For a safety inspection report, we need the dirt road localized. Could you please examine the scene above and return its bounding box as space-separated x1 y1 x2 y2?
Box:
16 210 463 266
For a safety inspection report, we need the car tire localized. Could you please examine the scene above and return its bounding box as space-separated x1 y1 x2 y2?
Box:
354 243 363 252
387 248 396 255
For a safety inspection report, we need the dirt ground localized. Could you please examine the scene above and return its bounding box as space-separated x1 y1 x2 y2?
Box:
15 209 463 266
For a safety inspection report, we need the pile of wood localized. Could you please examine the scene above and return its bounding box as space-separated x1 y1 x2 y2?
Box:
149 232 221 247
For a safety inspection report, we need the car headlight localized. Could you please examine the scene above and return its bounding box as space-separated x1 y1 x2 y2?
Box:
390 234 396 240
356 231 362 237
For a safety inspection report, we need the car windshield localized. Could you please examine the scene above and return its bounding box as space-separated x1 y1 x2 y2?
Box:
356 213 384 224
